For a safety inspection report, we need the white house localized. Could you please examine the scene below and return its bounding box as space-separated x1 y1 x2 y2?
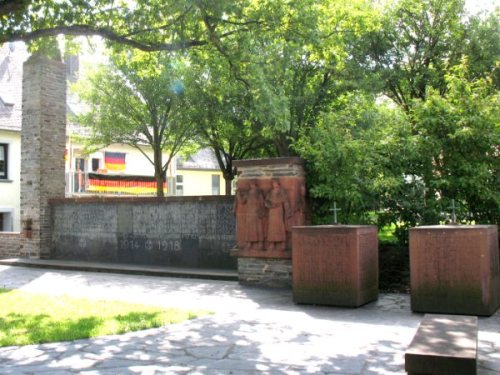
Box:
0 43 24 232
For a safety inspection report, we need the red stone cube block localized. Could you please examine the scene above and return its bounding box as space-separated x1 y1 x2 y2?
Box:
410 225 500 316
292 225 379 307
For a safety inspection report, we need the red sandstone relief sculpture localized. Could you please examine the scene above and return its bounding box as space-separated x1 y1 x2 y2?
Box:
245 181 265 250
234 177 306 253
287 182 306 230
234 181 266 250
233 188 248 249
264 179 291 251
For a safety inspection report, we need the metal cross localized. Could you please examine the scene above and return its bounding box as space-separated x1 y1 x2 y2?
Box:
329 201 341 224
449 199 457 224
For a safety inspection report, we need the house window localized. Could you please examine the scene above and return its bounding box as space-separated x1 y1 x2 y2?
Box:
0 211 12 231
212 174 220 195
0 144 7 179
91 158 100 172
176 175 183 196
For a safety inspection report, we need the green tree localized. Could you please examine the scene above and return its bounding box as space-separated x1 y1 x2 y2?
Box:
241 0 382 156
0 1 261 53
410 61 500 224
361 0 468 112
462 11 500 87
294 92 400 224
74 50 194 197
374 61 500 243
185 52 269 195
294 91 449 244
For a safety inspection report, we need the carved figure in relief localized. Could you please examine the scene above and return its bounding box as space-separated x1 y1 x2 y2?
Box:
244 180 265 250
287 182 306 230
264 179 291 251
233 188 248 248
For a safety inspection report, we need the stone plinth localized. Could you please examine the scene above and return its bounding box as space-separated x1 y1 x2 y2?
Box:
409 225 500 316
405 314 478 375
292 225 379 307
232 157 308 288
20 55 66 259
237 257 292 288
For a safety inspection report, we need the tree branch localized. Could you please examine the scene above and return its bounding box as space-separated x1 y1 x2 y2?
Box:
1 24 209 51
122 5 195 38
201 13 251 89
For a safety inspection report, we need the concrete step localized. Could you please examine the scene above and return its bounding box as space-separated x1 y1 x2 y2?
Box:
0 258 238 282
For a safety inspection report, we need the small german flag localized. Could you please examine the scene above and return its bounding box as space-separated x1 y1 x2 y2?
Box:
104 151 126 171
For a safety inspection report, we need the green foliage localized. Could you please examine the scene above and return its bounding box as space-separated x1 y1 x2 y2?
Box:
296 61 499 243
293 1 499 244
463 11 500 87
294 92 402 225
184 50 269 193
0 0 274 59
361 0 469 111
378 223 398 245
410 61 500 224
237 0 383 156
26 36 61 60
73 49 195 196
0 288 206 347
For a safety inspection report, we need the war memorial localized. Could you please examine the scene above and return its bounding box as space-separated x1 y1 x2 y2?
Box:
0 49 498 375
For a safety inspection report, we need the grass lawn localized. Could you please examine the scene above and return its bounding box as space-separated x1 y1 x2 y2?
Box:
378 223 398 244
0 288 208 347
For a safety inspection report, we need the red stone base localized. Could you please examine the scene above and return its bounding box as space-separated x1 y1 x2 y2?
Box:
292 225 379 307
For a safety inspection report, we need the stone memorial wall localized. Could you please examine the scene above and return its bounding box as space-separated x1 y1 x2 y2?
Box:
50 196 236 270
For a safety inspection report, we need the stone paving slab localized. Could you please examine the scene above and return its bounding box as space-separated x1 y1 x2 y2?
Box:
0 265 498 374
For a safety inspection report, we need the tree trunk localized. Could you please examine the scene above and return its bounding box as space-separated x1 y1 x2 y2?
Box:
224 176 233 195
274 134 293 157
223 170 234 196
155 173 165 197
153 143 164 197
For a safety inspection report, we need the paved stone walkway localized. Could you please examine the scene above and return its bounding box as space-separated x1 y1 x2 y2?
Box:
0 265 498 374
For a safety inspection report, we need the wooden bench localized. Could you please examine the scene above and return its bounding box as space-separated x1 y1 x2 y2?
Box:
405 314 478 375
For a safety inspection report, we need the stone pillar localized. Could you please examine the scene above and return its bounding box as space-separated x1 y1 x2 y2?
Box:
292 225 379 307
20 54 66 259
231 157 309 288
410 225 500 316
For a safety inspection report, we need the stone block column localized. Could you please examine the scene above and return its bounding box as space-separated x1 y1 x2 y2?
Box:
292 225 379 307
410 225 500 316
20 54 66 259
